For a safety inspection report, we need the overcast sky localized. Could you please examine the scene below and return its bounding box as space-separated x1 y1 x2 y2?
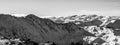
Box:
0 0 120 17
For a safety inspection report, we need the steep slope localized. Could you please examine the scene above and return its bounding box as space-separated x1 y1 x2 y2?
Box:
0 14 95 45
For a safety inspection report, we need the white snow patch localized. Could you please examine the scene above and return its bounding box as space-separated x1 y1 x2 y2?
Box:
11 14 28 17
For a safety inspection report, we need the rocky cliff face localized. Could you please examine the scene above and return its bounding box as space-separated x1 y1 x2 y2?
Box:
0 14 120 45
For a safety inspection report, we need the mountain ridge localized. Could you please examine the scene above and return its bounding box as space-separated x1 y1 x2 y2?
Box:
0 14 120 45
0 14 95 45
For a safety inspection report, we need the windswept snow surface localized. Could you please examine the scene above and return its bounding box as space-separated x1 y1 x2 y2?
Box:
84 26 120 45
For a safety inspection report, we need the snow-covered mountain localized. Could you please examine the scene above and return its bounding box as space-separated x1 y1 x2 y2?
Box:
48 15 102 23
48 14 120 45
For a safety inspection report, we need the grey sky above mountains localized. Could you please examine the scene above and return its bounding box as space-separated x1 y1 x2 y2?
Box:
0 0 120 17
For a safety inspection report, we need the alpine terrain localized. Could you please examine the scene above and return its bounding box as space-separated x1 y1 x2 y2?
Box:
0 14 120 45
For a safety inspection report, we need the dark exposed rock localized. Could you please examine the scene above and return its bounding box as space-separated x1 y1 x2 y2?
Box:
92 38 105 45
0 14 95 45
106 19 120 29
106 19 120 36
78 19 102 27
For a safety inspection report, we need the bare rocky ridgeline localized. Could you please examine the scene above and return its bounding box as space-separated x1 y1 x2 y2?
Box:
0 14 120 45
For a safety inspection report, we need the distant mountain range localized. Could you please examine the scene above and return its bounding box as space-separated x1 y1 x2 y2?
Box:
0 14 120 45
